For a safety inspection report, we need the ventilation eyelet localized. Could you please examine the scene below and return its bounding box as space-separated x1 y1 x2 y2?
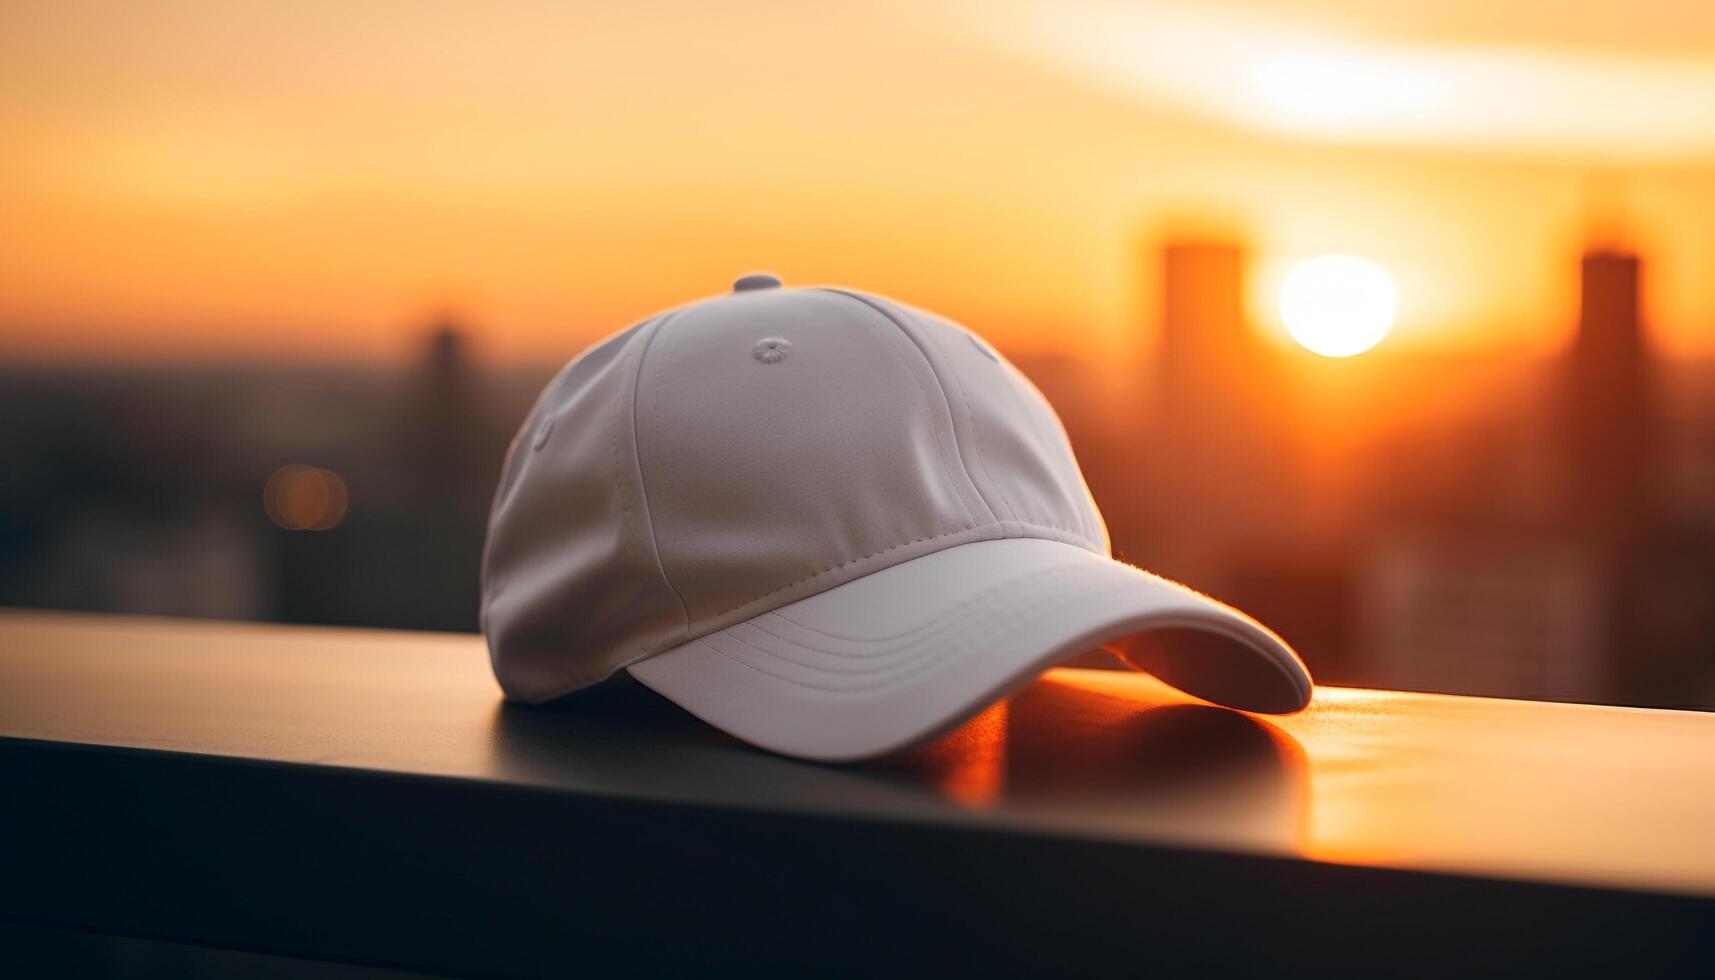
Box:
752 337 792 363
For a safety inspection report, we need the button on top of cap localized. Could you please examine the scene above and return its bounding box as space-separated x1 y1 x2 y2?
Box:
732 273 782 292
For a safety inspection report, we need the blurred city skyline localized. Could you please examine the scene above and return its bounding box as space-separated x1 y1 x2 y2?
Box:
4 0 1715 367
6 230 1715 706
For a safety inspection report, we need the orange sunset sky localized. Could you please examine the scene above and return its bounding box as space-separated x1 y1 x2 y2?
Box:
2 0 1714 366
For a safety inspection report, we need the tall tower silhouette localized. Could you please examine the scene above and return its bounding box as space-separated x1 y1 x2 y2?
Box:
1146 240 1299 590
402 316 493 519
369 313 500 631
1565 249 1652 559
1562 247 1658 698
1159 242 1254 416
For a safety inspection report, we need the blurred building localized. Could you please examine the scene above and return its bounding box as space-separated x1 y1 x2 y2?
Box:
400 320 498 521
1355 532 1608 701
1138 241 1307 591
1564 250 1654 551
273 316 506 632
1108 240 1347 682
1558 250 1659 698
1352 246 1715 706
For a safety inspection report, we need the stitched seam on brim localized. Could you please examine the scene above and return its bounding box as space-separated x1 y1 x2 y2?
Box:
724 563 1132 681
689 587 1292 698
747 567 1101 658
699 566 1151 689
762 550 1143 646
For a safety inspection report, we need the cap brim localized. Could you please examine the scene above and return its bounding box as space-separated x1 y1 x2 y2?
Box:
627 538 1312 762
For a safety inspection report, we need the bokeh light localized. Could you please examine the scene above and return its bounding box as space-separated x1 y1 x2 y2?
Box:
263 465 349 531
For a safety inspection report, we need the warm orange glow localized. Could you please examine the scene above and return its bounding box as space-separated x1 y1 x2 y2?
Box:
1270 685 1715 896
921 700 1010 810
264 465 349 531
1249 55 1449 129
891 669 1310 849
895 668 1715 898
1 3 1714 364
986 1 1715 155
1279 256 1398 357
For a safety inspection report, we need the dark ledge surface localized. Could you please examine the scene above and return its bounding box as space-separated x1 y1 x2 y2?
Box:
3 610 1713 977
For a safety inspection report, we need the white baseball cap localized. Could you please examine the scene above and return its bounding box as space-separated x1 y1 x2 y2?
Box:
482 275 1312 761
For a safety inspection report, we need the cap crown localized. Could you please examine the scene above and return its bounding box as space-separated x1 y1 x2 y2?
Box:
482 286 1107 701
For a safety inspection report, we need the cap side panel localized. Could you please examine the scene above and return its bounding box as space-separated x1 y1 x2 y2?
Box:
481 317 690 702
987 354 1110 550
483 323 641 529
627 308 695 642
826 296 987 527
820 288 1006 527
482 319 654 649
891 299 1107 552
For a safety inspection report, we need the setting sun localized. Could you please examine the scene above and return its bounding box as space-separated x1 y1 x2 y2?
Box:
1280 255 1398 358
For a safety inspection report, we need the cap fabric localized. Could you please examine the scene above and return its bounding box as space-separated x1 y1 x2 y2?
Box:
481 278 1312 761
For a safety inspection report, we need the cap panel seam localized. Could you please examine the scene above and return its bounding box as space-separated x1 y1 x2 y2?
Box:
919 320 1024 526
633 308 695 641
906 303 1095 541
830 294 984 531
995 357 1100 541
817 288 999 527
